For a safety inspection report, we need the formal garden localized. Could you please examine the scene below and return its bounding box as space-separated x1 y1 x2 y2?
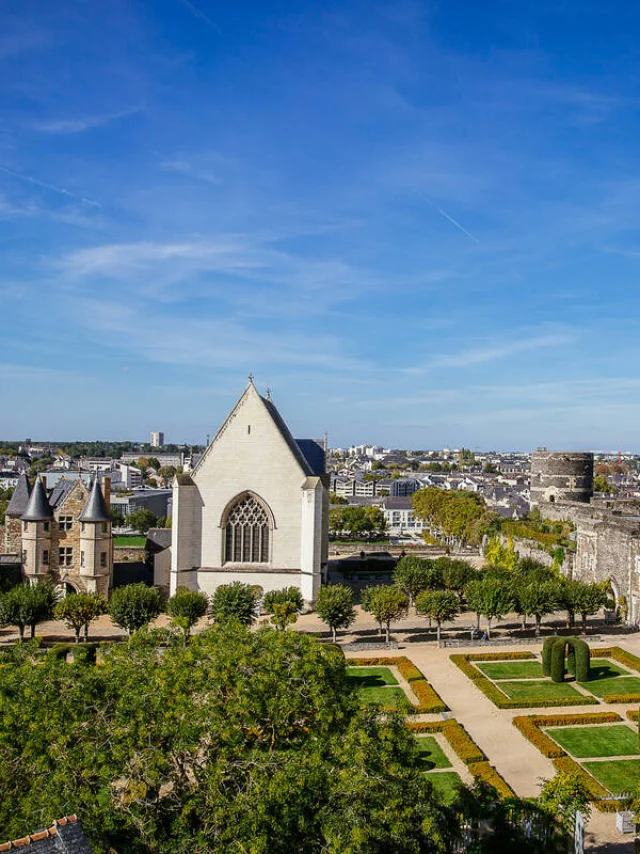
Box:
514 711 640 811
452 643 640 709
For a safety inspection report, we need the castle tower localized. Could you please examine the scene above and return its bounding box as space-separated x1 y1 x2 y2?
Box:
20 477 53 583
530 450 594 508
78 478 112 597
3 473 31 553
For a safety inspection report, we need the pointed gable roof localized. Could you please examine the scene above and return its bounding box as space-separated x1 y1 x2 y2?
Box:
194 379 313 478
21 477 53 521
79 479 111 523
5 473 32 518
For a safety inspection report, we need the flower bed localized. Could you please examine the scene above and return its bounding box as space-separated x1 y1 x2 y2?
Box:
348 656 447 714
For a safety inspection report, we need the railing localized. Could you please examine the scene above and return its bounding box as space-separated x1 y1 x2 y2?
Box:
439 635 603 648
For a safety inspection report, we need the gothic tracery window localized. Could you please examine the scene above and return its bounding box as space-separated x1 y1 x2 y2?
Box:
224 494 270 564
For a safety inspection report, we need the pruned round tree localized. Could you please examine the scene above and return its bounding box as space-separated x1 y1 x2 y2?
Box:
361 585 409 643
0 581 58 641
393 556 440 608
314 584 356 642
108 583 163 637
209 581 260 626
465 577 514 639
166 587 208 640
263 587 304 614
415 589 459 643
54 593 107 643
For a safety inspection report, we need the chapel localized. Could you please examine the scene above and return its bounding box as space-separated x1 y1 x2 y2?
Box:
170 379 329 603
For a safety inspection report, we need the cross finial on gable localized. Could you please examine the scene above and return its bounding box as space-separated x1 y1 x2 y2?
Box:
266 387 272 400
248 373 255 384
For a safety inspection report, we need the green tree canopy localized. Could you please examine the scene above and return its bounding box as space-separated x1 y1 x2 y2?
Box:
166 587 208 640
465 577 515 638
0 581 57 641
413 488 494 546
516 582 561 636
108 583 163 636
54 593 107 642
314 584 356 642
329 505 386 538
209 581 260 626
361 585 409 643
0 625 456 853
415 590 459 643
125 508 158 534
393 555 440 607
263 587 304 614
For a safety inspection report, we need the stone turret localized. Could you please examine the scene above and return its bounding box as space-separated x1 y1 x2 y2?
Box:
3 473 31 553
530 450 594 509
78 478 112 596
20 477 53 582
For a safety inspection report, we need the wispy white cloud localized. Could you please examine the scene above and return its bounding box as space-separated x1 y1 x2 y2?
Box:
0 164 101 207
429 330 575 368
33 107 141 135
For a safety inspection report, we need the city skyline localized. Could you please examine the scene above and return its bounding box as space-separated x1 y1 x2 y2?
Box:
2 1 640 448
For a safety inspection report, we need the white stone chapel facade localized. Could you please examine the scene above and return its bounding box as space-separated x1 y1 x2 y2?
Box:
170 380 329 602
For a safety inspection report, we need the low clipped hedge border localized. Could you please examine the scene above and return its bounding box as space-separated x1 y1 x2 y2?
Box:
348 656 448 714
592 646 640 672
513 712 623 758
513 712 630 812
408 720 485 764
450 654 598 709
407 719 514 798
626 709 639 722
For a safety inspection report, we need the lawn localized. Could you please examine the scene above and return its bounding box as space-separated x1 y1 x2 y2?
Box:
546 725 640 759
583 677 640 698
583 759 640 796
356 686 411 709
113 536 146 547
497 680 584 701
346 667 399 688
415 736 452 770
585 660 628 680
477 661 543 680
427 771 463 804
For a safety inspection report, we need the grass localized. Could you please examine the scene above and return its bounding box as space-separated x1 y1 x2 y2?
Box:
497 680 584 701
346 667 399 688
584 677 640 698
583 759 640 796
113 536 146 547
356 686 411 709
426 771 463 804
546 725 640 759
477 661 544 680
415 736 452 770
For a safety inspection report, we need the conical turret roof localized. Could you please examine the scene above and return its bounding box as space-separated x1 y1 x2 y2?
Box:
21 477 53 522
6 474 32 518
79 478 111 523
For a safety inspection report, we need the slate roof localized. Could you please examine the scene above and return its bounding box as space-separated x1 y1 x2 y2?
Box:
261 396 313 476
21 478 53 522
49 478 77 509
295 439 326 475
5 473 31 518
0 815 94 853
79 479 111 523
146 527 172 549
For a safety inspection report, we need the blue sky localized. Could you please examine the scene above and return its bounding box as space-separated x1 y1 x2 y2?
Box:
2 0 640 450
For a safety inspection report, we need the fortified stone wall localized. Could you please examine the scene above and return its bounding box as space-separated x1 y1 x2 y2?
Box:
530 451 594 507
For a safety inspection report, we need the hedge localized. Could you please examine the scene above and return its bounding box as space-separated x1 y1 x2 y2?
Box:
48 643 97 664
467 761 516 798
626 709 639 722
513 712 622 759
542 637 555 677
408 719 486 765
602 693 640 704
592 646 640 672
450 654 598 709
550 756 628 811
348 655 448 714
466 651 535 662
550 637 590 683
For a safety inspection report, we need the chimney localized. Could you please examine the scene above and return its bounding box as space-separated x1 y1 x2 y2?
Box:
101 476 111 506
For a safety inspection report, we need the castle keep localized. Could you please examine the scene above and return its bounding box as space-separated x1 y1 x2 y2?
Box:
530 450 640 624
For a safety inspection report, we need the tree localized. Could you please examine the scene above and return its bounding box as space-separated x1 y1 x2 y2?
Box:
125 508 158 534
147 457 161 471
329 492 348 505
263 587 304 614
361 585 408 643
0 624 455 853
539 772 591 838
166 587 208 640
108 583 163 636
465 577 514 638
484 537 519 571
209 581 260 626
559 578 586 629
593 474 615 494
329 505 386 538
158 465 177 486
270 600 299 631
0 582 57 641
393 556 438 608
110 509 125 526
436 557 477 600
315 585 356 641
516 582 561 636
415 590 459 643
575 582 608 633
54 593 107 642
